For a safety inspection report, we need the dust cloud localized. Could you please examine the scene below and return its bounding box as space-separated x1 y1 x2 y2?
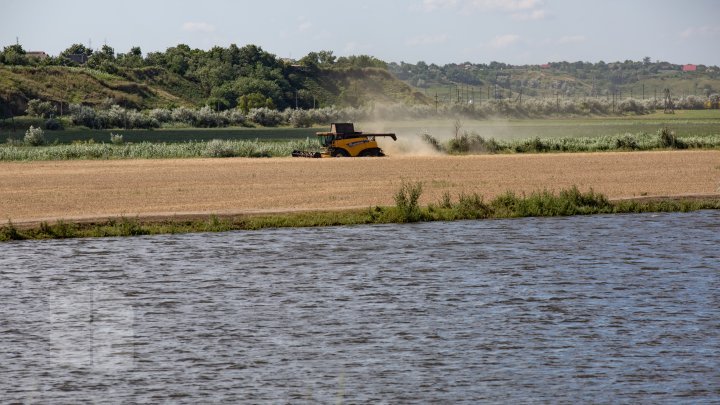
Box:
361 122 445 157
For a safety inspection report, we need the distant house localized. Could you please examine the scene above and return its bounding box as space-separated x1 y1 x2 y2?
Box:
26 51 48 60
682 64 697 72
67 54 89 64
540 63 550 69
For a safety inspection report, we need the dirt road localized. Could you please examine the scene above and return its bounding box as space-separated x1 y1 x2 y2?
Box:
1 150 719 224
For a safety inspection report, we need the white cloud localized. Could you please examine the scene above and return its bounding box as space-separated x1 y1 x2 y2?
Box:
469 0 542 11
297 16 313 33
406 34 449 46
557 35 586 44
680 25 720 39
420 0 458 12
489 34 520 48
182 22 215 33
511 9 546 20
298 21 313 33
420 0 542 12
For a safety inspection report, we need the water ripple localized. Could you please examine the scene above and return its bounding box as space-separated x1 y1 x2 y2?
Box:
1 211 719 403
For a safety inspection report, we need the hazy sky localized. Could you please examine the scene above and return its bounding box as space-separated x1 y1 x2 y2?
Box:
4 0 720 65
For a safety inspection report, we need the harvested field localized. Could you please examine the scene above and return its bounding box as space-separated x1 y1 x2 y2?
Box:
1 150 719 225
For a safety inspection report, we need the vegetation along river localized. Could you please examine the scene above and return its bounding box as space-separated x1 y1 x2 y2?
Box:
1 211 718 402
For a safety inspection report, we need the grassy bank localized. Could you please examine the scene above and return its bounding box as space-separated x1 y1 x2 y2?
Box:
1 129 718 160
3 186 718 241
0 138 321 160
1 126 320 144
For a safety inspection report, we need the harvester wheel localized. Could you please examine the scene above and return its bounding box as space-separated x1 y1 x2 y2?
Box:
359 148 382 157
332 149 349 157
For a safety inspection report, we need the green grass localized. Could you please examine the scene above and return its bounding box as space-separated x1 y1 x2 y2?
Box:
3 187 719 241
0 125 321 144
438 128 720 154
0 138 323 160
365 110 720 140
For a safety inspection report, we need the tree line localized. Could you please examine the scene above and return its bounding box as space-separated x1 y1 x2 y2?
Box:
0 43 387 111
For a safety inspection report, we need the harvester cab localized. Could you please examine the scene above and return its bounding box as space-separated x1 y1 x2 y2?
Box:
292 123 396 158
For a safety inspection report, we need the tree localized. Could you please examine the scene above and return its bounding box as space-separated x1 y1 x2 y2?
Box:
1 44 28 65
59 43 93 65
87 45 116 71
116 46 144 68
25 99 57 118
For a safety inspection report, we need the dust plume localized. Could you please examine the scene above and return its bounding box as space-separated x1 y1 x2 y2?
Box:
360 122 445 157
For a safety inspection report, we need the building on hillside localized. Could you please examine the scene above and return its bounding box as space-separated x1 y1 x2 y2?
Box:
682 64 697 72
26 51 48 60
540 63 550 69
67 54 89 65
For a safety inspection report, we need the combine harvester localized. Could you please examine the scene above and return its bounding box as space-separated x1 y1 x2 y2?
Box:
292 123 396 158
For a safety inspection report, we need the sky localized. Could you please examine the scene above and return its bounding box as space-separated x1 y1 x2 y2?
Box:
3 0 720 66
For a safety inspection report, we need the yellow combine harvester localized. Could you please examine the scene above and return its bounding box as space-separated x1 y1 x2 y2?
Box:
292 123 396 158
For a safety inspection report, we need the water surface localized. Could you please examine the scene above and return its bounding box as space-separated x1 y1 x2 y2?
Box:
2 211 719 403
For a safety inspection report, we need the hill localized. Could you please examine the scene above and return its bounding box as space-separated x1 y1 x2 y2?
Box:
2 41 720 117
0 43 427 116
390 60 720 103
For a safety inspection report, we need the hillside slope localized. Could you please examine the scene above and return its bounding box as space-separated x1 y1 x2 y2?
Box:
0 65 427 115
0 66 201 113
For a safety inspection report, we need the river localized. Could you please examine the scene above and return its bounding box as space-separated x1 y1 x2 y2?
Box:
2 211 718 403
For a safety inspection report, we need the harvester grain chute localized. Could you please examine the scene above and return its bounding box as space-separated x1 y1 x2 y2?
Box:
291 123 396 158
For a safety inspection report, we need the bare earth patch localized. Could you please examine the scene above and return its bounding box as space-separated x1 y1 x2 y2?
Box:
1 150 719 225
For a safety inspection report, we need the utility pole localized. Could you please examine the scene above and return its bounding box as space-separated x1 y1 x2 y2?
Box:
642 83 645 100
434 92 438 113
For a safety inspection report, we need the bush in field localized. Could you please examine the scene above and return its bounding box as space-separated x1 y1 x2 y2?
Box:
69 103 97 128
658 127 686 149
45 118 64 130
110 133 124 145
195 106 228 128
676 95 706 110
286 108 313 128
170 106 197 125
24 125 46 146
247 107 283 127
421 133 443 152
394 181 423 222
618 99 645 114
205 139 236 157
149 108 172 123
223 109 247 126
26 99 57 118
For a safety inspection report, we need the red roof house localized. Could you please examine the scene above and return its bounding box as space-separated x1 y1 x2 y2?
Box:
682 64 697 72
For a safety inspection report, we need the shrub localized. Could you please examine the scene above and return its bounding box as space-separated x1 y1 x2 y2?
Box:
287 109 313 128
394 181 423 222
149 108 172 123
24 125 46 146
26 99 57 118
110 133 124 145
614 134 639 150
658 127 686 149
456 192 490 218
421 133 444 152
69 104 97 128
45 118 64 130
247 107 283 127
205 139 236 157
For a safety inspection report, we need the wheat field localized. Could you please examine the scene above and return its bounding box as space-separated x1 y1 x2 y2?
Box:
1 150 719 224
